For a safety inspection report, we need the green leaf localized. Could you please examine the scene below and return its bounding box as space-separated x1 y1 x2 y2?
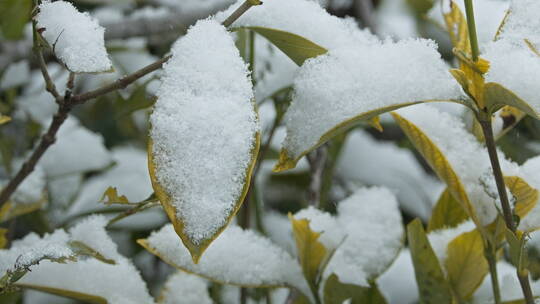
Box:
241 26 328 66
484 82 540 119
407 219 453 304
0 199 46 223
505 228 529 275
0 115 10 125
68 241 116 265
0 228 6 249
392 112 480 226
444 229 488 301
289 214 327 294
0 0 32 40
323 274 387 304
15 284 107 304
428 188 469 232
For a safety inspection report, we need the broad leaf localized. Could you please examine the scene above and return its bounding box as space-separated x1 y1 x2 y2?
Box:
444 229 488 301
505 228 529 276
274 37 464 171
148 20 260 263
428 188 469 232
407 219 453 304
484 82 540 119
242 26 328 66
323 274 387 304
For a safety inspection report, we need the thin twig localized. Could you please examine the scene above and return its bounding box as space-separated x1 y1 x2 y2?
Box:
222 0 262 28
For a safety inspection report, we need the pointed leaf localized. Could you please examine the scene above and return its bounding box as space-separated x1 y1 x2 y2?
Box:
407 219 453 304
505 176 539 220
15 285 107 304
0 116 10 125
289 214 328 289
148 20 260 263
100 187 130 205
484 82 540 119
444 229 488 300
0 199 46 223
323 274 387 304
274 37 464 171
428 188 469 232
505 228 529 275
242 26 328 66
391 111 478 225
442 1 470 53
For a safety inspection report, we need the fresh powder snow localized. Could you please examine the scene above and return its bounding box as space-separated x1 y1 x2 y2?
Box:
36 1 112 73
160 272 212 304
150 19 259 245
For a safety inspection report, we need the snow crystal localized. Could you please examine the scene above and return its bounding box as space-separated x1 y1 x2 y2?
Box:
150 20 259 244
336 130 443 219
37 1 112 73
41 116 111 178
160 272 212 304
325 187 403 286
1 61 30 89
497 0 540 48
395 104 520 225
144 224 308 293
216 0 376 50
427 220 475 263
282 39 462 161
293 206 344 251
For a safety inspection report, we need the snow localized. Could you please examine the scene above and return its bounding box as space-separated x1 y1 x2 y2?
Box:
216 0 376 50
160 272 212 304
497 0 540 48
157 0 235 14
281 39 463 162
377 249 418 304
143 224 308 294
395 104 520 225
150 20 259 245
2 161 46 205
325 187 404 286
1 61 30 89
262 211 296 255
293 206 344 251
427 220 475 264
37 1 112 73
15 216 154 304
41 116 112 178
336 130 443 219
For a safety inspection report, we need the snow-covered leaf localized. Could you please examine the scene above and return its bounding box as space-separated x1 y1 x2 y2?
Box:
428 188 469 232
241 26 328 66
274 38 464 171
14 216 155 304
36 0 112 73
149 20 260 262
138 224 309 295
158 272 212 304
445 229 488 300
407 219 453 304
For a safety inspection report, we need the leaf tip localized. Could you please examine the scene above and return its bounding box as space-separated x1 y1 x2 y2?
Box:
273 149 297 172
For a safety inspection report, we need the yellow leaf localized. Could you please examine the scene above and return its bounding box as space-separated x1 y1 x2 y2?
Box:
0 115 10 125
407 219 453 304
504 176 539 220
391 112 480 226
289 214 327 289
445 229 488 301
0 199 46 223
274 99 468 172
443 1 470 53
368 116 384 132
100 187 129 205
428 188 469 232
15 284 107 304
243 26 328 66
148 127 260 263
0 228 7 249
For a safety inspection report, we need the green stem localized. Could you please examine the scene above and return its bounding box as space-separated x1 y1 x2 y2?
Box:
485 245 502 304
464 0 480 61
479 117 535 304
